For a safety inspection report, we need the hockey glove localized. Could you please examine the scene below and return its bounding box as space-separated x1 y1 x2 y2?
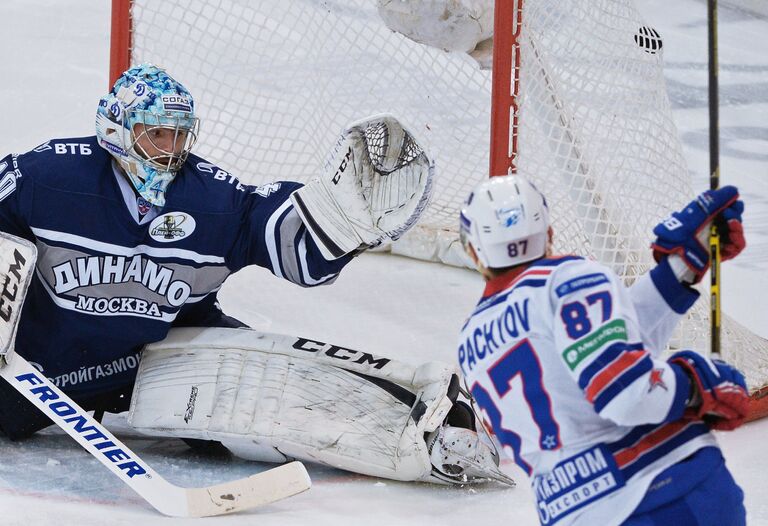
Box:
291 114 434 260
669 350 749 431
651 186 745 284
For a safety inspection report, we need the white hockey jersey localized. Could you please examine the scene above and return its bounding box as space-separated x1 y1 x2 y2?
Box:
458 256 716 526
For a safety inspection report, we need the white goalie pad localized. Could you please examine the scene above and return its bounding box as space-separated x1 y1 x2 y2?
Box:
291 114 434 260
0 232 37 358
128 328 457 482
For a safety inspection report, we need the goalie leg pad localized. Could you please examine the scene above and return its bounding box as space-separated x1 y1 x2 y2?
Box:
128 328 456 482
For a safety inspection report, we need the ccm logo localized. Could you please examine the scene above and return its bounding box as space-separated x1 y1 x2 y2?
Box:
0 249 26 322
331 147 352 185
292 337 391 370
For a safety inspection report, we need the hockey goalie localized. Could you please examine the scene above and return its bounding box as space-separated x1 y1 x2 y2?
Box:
0 64 510 488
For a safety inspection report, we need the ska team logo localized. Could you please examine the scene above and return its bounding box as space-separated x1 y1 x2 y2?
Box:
498 206 524 227
149 212 196 243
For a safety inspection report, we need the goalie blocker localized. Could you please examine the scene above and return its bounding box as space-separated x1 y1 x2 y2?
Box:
128 327 514 486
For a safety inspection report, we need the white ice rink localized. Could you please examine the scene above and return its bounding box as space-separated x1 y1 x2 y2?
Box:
0 1 766 525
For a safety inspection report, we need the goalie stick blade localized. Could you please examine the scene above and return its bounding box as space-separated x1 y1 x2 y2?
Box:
185 462 311 517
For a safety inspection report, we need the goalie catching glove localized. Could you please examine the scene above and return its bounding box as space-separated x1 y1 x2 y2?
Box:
291 114 434 260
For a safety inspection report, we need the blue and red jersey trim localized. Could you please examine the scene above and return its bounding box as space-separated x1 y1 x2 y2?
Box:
607 419 710 480
480 255 583 300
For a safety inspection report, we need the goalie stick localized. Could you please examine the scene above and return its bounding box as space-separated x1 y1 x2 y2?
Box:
0 232 311 517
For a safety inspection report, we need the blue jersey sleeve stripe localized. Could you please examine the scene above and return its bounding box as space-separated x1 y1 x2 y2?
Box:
516 279 548 288
472 280 547 316
593 356 653 412
618 422 710 480
577 342 643 389
578 344 624 389
529 255 583 267
607 422 660 452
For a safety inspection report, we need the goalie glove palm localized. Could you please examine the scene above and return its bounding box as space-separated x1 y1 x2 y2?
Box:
651 185 745 284
291 114 434 260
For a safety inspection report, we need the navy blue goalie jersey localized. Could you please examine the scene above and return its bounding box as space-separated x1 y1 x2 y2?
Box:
0 136 349 398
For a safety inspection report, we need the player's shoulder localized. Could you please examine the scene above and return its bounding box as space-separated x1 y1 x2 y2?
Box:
529 255 586 272
15 136 110 185
175 153 301 212
504 255 591 289
470 256 584 319
477 255 581 300
21 136 102 163
542 255 617 299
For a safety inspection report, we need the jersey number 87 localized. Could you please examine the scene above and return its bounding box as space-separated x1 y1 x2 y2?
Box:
561 291 612 339
470 339 561 475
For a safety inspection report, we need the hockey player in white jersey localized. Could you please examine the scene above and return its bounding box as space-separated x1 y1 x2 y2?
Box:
457 175 748 525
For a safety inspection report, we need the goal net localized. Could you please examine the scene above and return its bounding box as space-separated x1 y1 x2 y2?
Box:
487 0 768 414
112 0 768 412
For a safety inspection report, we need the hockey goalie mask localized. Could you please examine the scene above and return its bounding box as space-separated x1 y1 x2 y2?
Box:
96 64 200 207
460 175 550 269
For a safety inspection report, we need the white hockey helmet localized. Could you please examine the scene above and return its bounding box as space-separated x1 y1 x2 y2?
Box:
459 175 550 269
96 64 200 207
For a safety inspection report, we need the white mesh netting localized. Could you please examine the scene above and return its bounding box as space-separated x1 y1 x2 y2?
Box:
125 0 767 391
507 0 767 390
130 0 490 265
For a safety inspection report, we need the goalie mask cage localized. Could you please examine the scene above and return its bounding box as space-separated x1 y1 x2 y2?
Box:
110 0 768 418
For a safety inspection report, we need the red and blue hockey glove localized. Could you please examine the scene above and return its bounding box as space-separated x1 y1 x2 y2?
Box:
669 350 749 431
652 186 746 284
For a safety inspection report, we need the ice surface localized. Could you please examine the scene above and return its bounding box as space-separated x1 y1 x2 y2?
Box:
0 0 766 524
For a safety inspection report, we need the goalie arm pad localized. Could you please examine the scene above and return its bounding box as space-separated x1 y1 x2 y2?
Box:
291 114 434 260
128 327 455 482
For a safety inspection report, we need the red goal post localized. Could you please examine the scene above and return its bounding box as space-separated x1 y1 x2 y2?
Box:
110 0 131 87
489 0 522 177
109 0 768 420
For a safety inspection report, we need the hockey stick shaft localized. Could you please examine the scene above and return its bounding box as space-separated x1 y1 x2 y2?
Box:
708 0 721 357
